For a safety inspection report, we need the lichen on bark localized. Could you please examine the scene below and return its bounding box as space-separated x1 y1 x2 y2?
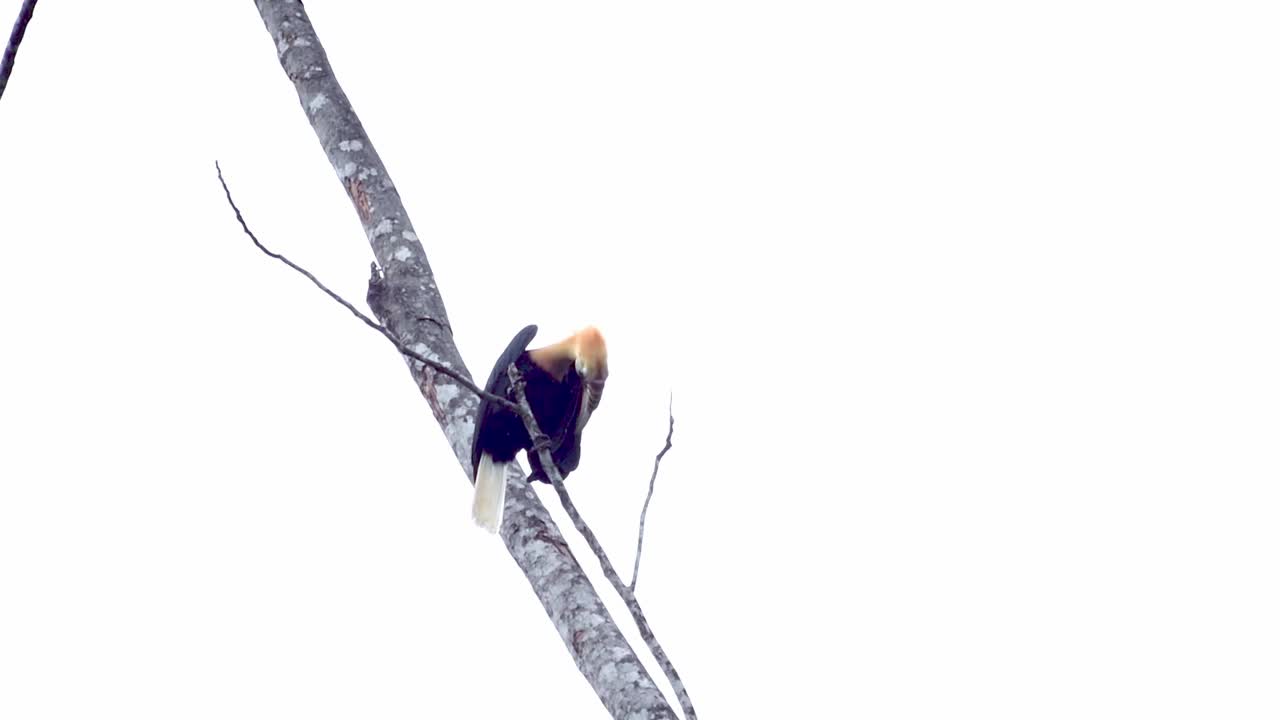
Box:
253 2 677 717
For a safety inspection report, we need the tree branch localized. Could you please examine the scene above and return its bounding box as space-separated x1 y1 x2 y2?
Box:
250 2 677 718
0 0 39 101
219 157 697 718
631 394 674 591
507 368 698 720
215 162 521 415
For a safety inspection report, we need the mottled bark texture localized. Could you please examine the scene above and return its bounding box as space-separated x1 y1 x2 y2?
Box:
253 2 675 718
509 368 697 720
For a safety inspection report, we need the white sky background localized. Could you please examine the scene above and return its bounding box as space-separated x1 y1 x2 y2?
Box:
1 1 1277 717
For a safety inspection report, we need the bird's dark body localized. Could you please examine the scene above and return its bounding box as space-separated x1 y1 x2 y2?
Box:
471 325 586 484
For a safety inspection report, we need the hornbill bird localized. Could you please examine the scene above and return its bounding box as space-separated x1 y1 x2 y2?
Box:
470 325 608 532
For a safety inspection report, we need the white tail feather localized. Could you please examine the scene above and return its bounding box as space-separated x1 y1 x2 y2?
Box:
471 452 507 533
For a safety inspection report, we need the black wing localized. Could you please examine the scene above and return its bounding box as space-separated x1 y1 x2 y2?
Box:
529 372 588 484
470 324 538 474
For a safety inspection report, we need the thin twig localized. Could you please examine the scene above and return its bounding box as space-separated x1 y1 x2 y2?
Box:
214 161 521 415
219 153 691 717
507 366 698 720
631 393 674 591
250 4 679 716
0 0 39 101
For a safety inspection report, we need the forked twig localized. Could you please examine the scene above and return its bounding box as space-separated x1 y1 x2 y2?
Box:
245 3 683 715
506 366 698 720
218 158 694 716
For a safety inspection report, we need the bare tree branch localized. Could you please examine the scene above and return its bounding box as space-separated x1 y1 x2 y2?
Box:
215 161 522 415
0 0 38 101
631 394 674 591
507 368 698 720
220 154 697 719
220 158 697 717
251 2 678 717
221 159 701 712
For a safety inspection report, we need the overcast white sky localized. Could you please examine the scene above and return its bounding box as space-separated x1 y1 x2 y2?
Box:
2 1 1278 718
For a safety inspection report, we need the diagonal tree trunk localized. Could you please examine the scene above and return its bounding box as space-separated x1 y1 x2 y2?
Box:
251 2 676 718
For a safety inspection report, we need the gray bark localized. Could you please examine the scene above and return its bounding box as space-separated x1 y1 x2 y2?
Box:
252 2 676 718
508 370 697 720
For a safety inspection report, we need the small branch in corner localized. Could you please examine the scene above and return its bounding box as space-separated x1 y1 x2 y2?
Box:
0 0 40 101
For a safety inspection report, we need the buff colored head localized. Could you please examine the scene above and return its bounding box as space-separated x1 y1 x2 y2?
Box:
573 326 608 381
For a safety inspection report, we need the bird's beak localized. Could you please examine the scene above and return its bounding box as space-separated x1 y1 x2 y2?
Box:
575 358 606 382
